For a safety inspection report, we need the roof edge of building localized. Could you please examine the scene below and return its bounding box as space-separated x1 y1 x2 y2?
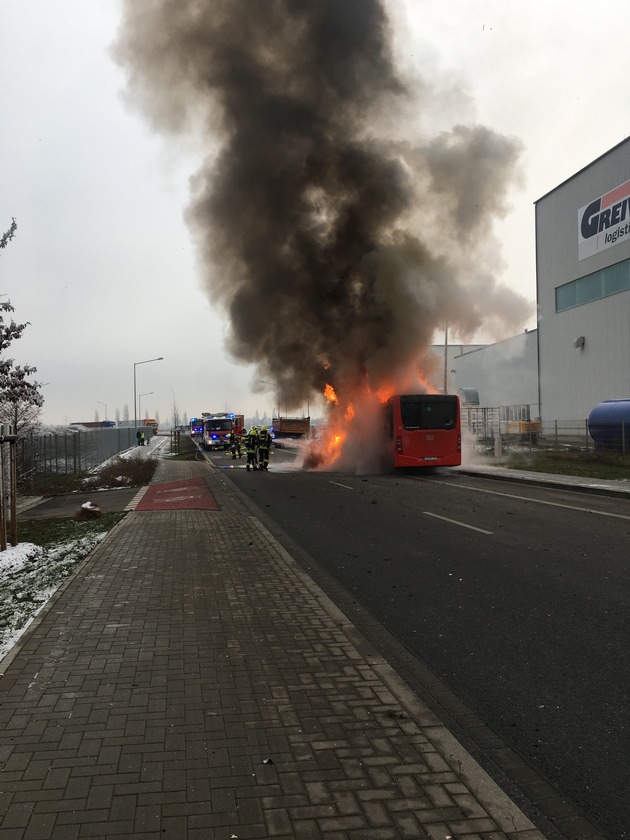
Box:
534 135 630 205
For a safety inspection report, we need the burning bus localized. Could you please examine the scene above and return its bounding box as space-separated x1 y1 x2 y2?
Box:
383 394 461 468
305 382 461 472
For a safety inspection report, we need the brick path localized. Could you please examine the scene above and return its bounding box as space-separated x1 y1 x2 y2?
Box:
0 459 547 840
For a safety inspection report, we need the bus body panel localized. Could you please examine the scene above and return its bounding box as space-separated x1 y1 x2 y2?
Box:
386 394 461 468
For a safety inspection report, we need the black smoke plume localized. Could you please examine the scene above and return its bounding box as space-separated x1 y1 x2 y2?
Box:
114 1 528 411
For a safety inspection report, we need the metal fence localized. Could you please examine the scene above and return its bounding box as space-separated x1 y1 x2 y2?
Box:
16 426 140 490
464 412 630 456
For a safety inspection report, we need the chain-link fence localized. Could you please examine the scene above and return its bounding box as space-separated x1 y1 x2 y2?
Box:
461 407 630 455
16 426 139 491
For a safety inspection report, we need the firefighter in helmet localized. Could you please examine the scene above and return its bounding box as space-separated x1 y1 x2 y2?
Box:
258 425 272 471
228 428 241 459
245 426 259 471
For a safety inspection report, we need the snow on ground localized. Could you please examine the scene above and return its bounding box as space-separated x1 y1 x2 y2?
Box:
0 435 169 664
0 532 109 663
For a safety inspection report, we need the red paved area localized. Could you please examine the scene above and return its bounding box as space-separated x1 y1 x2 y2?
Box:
134 476 219 511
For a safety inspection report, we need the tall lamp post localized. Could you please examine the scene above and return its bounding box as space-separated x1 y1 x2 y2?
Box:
259 379 280 418
97 401 107 420
134 357 163 429
138 392 153 423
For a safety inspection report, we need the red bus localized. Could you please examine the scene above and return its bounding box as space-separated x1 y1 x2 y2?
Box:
384 394 461 468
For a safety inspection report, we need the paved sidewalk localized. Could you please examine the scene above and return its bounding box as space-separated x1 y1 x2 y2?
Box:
454 462 630 498
0 460 555 840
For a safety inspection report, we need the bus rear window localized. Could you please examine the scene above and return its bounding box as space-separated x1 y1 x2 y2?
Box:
400 395 457 430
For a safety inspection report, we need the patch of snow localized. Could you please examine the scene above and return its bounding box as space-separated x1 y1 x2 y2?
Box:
0 533 108 663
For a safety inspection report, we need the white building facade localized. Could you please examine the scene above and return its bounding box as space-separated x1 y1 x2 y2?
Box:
535 137 630 428
453 330 539 416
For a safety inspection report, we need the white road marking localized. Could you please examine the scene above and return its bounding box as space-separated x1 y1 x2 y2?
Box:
330 481 354 490
420 478 630 521
423 511 493 534
125 486 150 510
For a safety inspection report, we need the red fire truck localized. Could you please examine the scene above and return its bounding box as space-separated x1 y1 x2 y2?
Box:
201 413 245 450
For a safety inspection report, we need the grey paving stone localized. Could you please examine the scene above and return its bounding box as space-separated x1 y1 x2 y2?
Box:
0 459 548 839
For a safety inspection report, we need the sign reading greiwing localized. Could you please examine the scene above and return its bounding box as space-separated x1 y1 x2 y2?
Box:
578 179 630 260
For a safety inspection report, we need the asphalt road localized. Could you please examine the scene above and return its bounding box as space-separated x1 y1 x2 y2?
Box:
211 446 628 840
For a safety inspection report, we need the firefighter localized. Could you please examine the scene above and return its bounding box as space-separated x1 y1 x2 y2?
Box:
228 429 239 459
244 427 259 471
258 425 272 471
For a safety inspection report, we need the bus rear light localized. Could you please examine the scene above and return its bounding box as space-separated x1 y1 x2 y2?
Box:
457 434 461 452
396 436 402 453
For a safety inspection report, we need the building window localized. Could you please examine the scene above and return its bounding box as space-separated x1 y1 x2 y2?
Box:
556 258 630 312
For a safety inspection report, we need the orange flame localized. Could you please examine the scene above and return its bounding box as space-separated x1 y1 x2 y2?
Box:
327 433 345 455
375 385 395 404
324 383 338 404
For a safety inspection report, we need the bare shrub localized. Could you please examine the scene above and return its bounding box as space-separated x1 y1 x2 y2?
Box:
92 454 159 488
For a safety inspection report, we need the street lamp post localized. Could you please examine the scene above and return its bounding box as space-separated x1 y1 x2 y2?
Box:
259 379 280 418
138 392 153 423
97 401 107 420
134 357 163 430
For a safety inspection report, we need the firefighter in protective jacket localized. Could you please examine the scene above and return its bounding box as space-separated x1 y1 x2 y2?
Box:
229 430 241 459
245 427 259 471
258 426 272 471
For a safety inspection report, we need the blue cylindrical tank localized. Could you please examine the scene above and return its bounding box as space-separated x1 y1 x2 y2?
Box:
587 400 630 450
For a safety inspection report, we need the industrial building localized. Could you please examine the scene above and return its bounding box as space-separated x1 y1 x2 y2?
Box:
453 330 539 437
451 136 630 438
536 136 630 430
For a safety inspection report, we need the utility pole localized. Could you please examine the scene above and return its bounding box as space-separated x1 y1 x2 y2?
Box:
443 323 448 394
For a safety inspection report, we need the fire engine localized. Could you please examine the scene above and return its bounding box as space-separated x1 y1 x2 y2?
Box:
190 417 204 436
201 413 244 450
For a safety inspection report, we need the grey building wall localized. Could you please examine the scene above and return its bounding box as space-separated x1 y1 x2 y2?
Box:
453 331 539 412
536 137 630 426
425 345 487 394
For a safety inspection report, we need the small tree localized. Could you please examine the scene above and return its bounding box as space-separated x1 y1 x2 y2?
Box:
0 393 42 436
0 220 44 436
170 390 180 430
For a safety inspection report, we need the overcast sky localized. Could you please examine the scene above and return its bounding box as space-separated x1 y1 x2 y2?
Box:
1 1 629 426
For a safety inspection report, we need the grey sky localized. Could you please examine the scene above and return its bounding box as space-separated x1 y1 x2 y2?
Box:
1 0 628 425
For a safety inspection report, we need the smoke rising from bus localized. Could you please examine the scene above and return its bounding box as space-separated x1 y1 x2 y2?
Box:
114 1 529 418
